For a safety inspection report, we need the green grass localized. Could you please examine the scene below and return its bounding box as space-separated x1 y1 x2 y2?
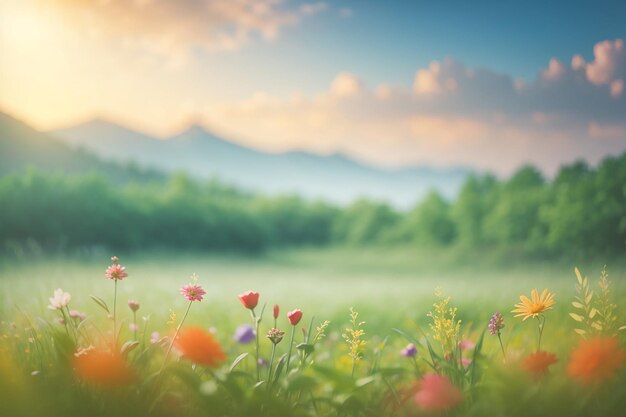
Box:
2 247 625 340
2 247 626 417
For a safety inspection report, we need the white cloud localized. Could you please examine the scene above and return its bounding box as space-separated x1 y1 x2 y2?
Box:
585 39 624 85
40 0 325 57
330 73 364 97
542 58 566 80
205 39 626 175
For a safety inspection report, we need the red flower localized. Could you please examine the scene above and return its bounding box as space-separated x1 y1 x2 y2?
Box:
414 373 463 411
287 309 303 326
273 304 280 319
238 291 259 310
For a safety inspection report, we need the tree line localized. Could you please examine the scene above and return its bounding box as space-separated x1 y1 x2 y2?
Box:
1 151 625 258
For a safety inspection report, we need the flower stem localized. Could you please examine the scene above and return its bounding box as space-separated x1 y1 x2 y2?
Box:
497 333 506 362
351 359 356 379
286 325 295 373
59 309 70 338
133 311 137 340
161 301 193 373
251 309 260 381
267 343 277 389
536 315 545 351
113 280 118 345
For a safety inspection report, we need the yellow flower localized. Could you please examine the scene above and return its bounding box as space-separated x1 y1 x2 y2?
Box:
512 289 556 320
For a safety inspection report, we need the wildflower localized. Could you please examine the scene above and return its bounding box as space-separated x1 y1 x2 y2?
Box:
180 284 206 302
73 349 134 387
459 339 475 351
288 309 303 326
273 304 280 320
105 263 128 281
414 373 463 411
128 300 140 312
489 312 505 335
48 288 71 310
74 345 95 358
428 290 461 357
176 327 226 367
568 336 626 384
234 324 255 344
69 310 86 321
489 312 508 361
512 289 555 321
267 328 285 345
522 351 558 379
401 343 417 358
286 309 303 372
111 256 119 263
238 291 259 310
343 307 366 377
150 331 161 344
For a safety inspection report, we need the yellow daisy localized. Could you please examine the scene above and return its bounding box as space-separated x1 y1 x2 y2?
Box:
512 288 556 320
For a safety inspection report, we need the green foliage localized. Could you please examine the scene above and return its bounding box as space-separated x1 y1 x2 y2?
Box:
1 152 626 258
392 191 456 245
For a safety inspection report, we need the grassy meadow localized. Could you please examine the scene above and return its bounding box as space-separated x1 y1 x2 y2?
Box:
2 248 626 416
3 247 624 330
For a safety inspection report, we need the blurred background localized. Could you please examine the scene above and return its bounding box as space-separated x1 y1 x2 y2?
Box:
1 0 626 319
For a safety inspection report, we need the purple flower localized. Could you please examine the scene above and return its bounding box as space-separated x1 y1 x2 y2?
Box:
233 324 256 344
489 312 505 335
401 343 417 358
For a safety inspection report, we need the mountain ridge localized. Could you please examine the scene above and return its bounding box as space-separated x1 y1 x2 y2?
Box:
49 117 471 207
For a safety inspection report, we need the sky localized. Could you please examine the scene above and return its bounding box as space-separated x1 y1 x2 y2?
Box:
1 0 626 175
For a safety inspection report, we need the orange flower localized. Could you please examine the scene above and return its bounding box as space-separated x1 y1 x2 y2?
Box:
73 348 134 387
522 351 558 378
568 336 626 384
176 327 226 367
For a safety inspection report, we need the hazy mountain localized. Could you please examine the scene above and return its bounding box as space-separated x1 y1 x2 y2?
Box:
0 112 164 183
51 119 471 207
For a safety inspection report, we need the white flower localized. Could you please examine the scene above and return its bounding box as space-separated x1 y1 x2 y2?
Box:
48 288 71 310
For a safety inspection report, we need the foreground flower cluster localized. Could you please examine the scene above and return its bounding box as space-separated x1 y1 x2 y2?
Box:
1 260 626 417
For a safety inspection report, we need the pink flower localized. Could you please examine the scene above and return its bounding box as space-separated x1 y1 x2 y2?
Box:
105 264 128 281
48 288 71 310
128 300 140 312
180 284 206 302
150 332 161 344
287 309 303 326
111 256 119 263
459 339 475 351
273 304 280 320
414 373 463 411
129 323 138 332
69 310 86 321
238 291 259 310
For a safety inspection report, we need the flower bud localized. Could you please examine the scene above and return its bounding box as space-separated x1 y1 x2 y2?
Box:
287 309 303 326
128 300 140 312
238 291 260 310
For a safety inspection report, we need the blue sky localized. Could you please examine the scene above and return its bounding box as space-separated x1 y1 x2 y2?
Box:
201 0 626 96
1 0 625 174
